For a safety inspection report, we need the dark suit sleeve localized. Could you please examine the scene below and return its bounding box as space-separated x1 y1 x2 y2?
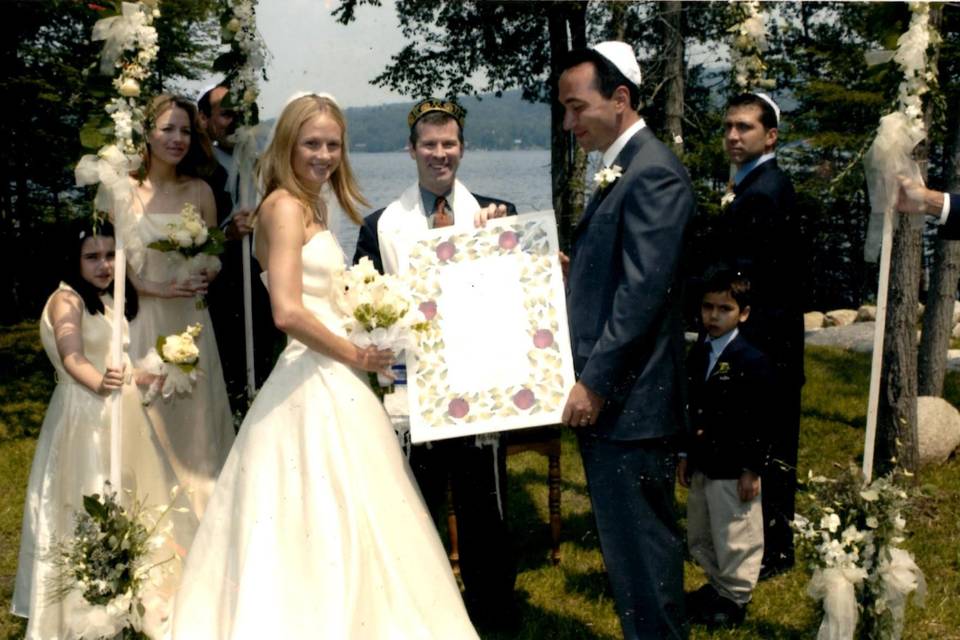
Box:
738 351 774 475
578 164 694 399
940 193 960 240
352 211 384 274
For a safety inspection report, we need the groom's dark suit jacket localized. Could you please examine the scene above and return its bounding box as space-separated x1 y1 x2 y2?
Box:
568 126 695 441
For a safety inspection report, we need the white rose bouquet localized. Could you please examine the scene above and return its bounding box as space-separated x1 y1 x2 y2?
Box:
335 257 429 387
138 323 202 404
793 466 925 640
147 203 226 309
47 484 183 640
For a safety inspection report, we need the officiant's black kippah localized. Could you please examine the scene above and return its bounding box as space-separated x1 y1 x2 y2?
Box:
407 98 467 129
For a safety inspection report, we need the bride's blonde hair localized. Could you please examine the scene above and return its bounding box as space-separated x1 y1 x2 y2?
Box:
257 95 368 227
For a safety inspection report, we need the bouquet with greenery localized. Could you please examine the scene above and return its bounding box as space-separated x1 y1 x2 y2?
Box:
148 203 225 309
335 257 430 388
138 323 202 404
47 484 181 639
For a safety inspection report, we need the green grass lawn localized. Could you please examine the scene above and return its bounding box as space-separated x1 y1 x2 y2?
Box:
1 322 957 639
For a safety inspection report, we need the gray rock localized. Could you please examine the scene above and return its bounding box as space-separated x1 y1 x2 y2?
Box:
804 311 825 331
917 396 960 465
806 321 877 353
856 305 877 322
825 309 858 327
952 323 960 340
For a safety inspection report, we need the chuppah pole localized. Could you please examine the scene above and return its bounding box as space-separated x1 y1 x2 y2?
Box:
863 206 895 484
109 240 126 490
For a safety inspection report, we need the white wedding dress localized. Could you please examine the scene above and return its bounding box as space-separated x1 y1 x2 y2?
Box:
128 212 236 518
171 231 478 639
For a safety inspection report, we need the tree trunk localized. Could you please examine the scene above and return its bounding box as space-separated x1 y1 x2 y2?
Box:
661 0 684 157
918 6 957 397
876 5 941 476
548 2 587 251
876 215 922 477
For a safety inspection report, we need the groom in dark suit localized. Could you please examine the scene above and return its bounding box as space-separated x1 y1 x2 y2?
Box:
713 93 804 578
558 42 694 639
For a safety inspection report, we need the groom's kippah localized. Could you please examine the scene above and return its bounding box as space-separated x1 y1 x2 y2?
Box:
590 41 642 88
752 92 781 124
407 98 467 129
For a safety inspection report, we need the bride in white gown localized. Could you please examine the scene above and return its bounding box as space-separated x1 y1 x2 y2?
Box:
171 94 479 639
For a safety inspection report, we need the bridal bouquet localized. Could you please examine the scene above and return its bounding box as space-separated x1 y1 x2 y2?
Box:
139 323 202 405
46 484 181 640
793 466 925 640
147 203 225 309
335 257 429 387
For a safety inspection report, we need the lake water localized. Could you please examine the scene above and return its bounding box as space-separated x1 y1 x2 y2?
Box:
334 149 554 260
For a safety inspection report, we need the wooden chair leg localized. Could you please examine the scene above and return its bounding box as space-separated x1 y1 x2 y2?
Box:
548 451 561 565
446 476 460 576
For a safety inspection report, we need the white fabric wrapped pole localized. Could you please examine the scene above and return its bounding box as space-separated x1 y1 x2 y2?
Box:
109 243 125 490
233 125 259 400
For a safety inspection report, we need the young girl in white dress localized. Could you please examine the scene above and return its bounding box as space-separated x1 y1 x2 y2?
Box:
125 95 235 518
171 94 479 639
12 221 197 639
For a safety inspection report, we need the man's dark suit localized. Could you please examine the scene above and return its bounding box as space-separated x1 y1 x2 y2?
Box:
353 192 519 628
685 333 772 480
567 127 694 639
712 158 804 574
204 162 284 415
939 193 960 239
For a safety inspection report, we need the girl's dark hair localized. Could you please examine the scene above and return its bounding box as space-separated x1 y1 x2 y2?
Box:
62 219 139 321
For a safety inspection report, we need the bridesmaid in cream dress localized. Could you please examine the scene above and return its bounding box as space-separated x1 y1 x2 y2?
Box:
172 95 479 639
12 221 196 639
124 95 235 518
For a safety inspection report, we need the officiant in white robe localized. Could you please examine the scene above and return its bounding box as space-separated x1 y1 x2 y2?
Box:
353 98 520 633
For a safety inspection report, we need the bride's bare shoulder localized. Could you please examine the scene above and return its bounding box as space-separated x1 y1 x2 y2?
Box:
259 190 307 224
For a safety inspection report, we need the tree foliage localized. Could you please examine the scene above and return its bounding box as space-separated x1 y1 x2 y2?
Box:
0 1 219 323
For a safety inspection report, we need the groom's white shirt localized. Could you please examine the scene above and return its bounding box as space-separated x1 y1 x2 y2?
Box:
377 178 480 275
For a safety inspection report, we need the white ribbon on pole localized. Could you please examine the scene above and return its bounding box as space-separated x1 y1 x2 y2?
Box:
806 566 868 640
232 125 260 400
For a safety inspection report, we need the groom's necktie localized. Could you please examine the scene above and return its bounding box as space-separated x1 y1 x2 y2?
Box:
431 196 453 228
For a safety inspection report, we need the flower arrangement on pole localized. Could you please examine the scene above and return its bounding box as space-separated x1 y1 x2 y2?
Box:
75 1 160 231
793 466 925 640
216 0 268 207
46 484 184 639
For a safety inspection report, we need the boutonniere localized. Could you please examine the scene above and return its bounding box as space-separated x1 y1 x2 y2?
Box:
714 361 731 377
720 180 735 209
594 164 623 190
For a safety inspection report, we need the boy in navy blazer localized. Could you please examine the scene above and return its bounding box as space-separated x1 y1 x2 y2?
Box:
679 269 772 628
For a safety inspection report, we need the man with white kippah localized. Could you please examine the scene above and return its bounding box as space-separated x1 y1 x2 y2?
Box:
707 92 804 586
558 41 694 639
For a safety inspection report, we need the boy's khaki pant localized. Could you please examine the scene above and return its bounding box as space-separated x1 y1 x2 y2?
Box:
687 471 764 606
